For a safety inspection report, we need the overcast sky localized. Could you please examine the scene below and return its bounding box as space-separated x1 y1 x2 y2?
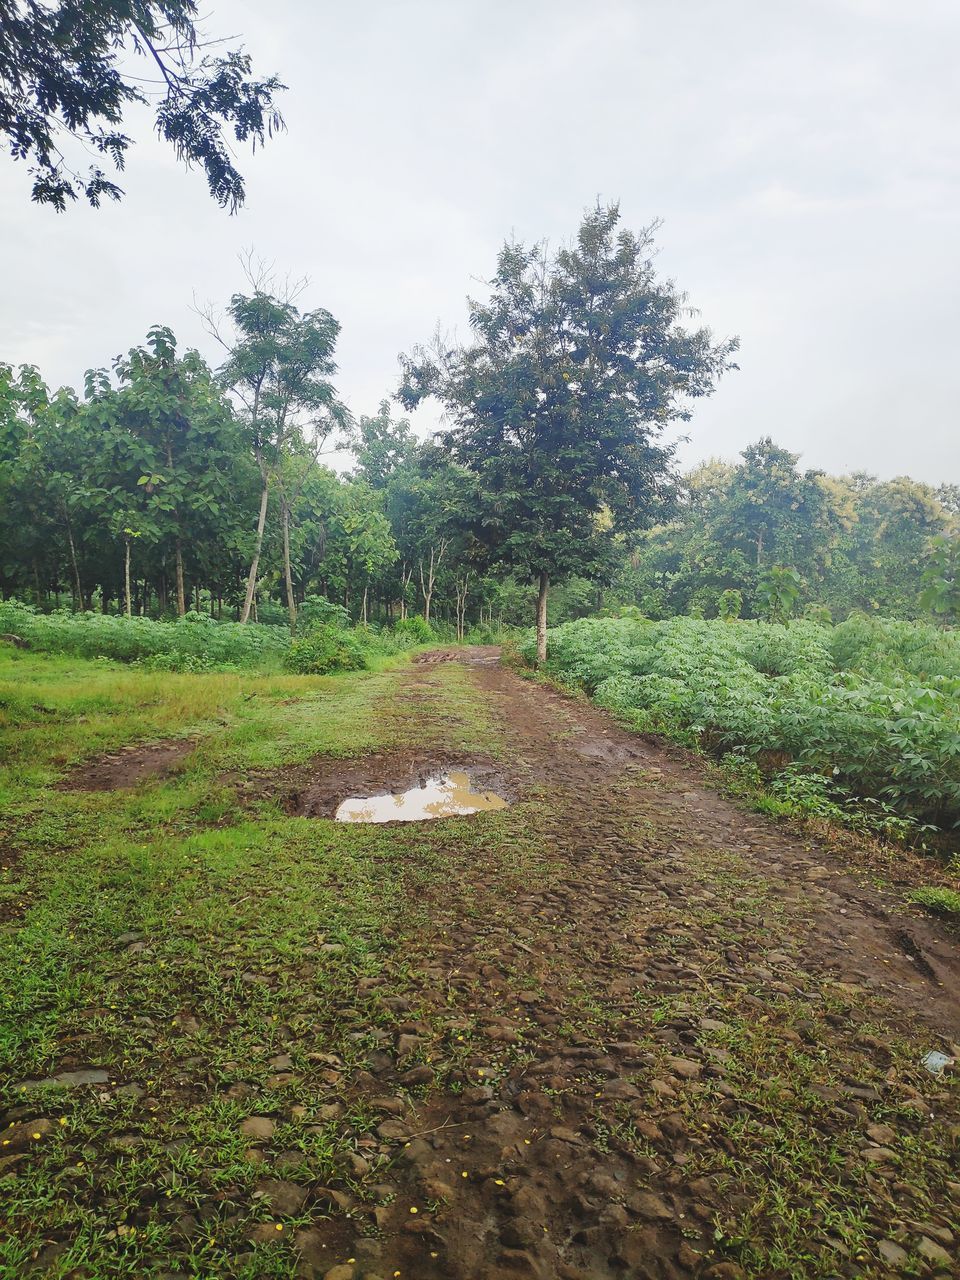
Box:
1 0 957 482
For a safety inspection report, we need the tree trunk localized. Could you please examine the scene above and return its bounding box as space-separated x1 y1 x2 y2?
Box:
535 569 549 663
281 500 297 634
124 539 132 618
361 585 369 625
175 540 186 617
241 480 270 624
64 513 83 610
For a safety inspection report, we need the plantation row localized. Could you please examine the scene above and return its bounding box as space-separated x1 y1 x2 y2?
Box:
524 613 960 833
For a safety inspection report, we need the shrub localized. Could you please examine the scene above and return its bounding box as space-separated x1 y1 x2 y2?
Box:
393 616 435 644
285 623 372 674
531 613 960 831
0 599 287 668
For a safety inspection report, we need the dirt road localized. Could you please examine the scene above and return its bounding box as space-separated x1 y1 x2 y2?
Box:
284 649 960 1279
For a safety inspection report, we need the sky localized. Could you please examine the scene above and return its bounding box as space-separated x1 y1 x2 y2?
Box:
1 0 957 483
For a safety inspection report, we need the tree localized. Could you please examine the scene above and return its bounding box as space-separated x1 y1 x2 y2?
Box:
756 565 802 623
400 203 737 660
0 0 285 210
350 400 415 489
212 276 346 629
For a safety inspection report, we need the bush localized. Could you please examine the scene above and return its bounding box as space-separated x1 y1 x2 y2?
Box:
393 616 435 644
528 614 960 831
0 599 288 668
298 596 352 630
285 623 372 674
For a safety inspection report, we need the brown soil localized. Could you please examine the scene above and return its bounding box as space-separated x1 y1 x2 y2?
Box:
57 738 196 791
328 650 960 1280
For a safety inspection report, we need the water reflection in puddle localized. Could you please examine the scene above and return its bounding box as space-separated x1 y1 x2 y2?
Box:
335 771 508 823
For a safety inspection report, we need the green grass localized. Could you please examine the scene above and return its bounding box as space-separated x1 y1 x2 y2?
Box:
0 648 511 1277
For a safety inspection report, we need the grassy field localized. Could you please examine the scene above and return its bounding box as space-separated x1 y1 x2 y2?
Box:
0 647 509 1277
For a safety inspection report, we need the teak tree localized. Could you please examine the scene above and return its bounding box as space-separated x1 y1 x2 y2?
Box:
400 203 738 660
0 0 285 210
211 275 345 629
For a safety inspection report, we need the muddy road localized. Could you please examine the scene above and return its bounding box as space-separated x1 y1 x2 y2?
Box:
283 648 960 1279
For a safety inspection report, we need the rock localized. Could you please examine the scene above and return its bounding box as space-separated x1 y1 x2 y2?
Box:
396 1034 422 1057
322 1268 355 1280
0 1118 55 1151
665 1057 701 1079
601 1079 640 1100
255 1179 308 1215
20 1068 109 1090
917 1237 952 1266
865 1124 897 1145
376 1119 408 1141
863 1146 896 1163
877 1240 909 1267
704 1266 747 1280
629 1192 673 1220
269 1054 294 1070
548 1126 581 1144
241 1116 276 1140
650 1078 677 1099
400 1066 434 1086
250 1222 287 1244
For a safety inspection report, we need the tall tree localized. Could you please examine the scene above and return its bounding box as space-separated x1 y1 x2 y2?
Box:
400 203 737 659
0 0 285 210
212 278 346 629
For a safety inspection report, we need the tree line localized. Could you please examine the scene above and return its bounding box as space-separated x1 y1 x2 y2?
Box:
2 204 954 643
0 206 741 646
614 438 960 624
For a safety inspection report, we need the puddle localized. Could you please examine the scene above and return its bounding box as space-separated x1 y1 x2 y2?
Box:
335 770 508 823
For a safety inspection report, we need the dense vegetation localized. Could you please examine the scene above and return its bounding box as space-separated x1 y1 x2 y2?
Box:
526 613 960 837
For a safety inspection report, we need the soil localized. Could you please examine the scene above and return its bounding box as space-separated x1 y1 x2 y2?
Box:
56 738 196 791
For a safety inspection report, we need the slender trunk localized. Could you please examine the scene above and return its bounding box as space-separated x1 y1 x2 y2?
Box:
175 540 186 617
64 512 82 610
535 569 549 663
281 500 297 634
124 539 132 618
241 479 269 624
361 585 368 625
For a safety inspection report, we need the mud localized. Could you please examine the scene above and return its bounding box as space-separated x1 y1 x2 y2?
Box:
57 738 196 791
283 753 511 820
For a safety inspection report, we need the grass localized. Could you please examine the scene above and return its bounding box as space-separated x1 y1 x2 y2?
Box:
0 647 508 1277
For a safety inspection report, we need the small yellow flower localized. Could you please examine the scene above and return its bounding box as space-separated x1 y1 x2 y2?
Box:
494 1178 505 1186
461 1171 468 1178
31 1132 42 1140
409 1206 418 1214
275 1223 283 1232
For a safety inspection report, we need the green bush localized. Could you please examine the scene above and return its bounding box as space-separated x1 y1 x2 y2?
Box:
392 615 435 644
526 614 960 830
285 623 372 674
0 599 288 668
